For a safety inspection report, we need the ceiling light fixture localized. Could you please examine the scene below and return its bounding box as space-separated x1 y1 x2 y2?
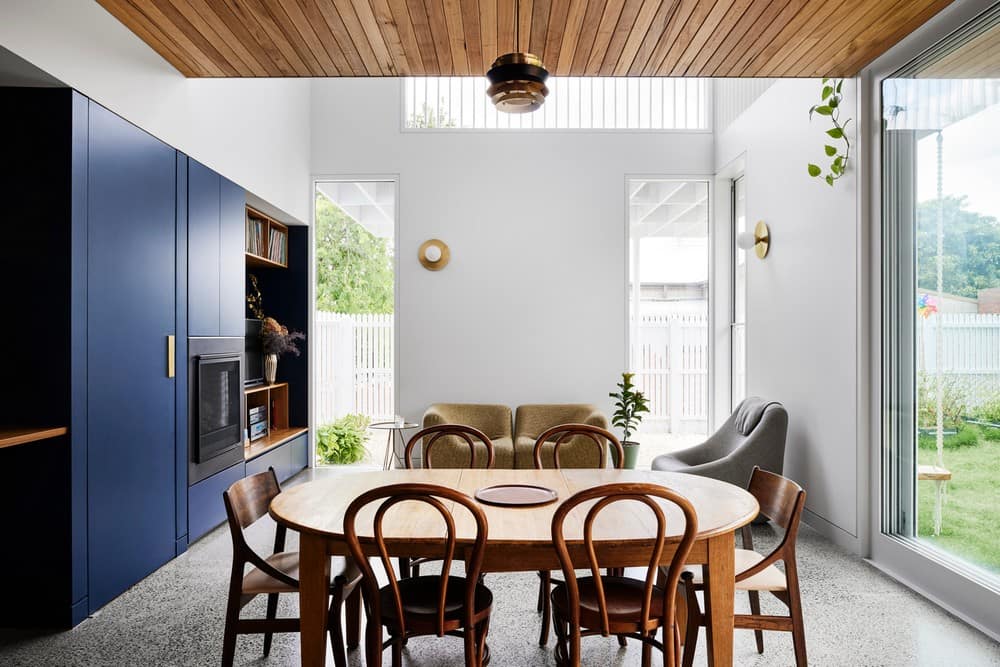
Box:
486 0 549 113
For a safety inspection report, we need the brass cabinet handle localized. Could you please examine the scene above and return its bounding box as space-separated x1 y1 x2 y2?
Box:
167 335 176 378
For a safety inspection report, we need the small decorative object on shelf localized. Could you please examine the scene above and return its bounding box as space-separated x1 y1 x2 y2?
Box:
610 372 650 469
247 273 264 319
261 316 304 385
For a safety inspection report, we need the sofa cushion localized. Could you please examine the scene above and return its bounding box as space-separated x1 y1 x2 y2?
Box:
419 435 514 469
513 404 609 469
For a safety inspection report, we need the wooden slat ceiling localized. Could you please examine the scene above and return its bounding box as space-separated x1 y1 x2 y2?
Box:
95 0 955 78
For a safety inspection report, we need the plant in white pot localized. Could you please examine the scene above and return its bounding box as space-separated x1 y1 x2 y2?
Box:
610 372 650 469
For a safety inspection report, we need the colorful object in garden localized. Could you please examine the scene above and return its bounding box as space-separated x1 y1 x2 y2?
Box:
918 294 938 319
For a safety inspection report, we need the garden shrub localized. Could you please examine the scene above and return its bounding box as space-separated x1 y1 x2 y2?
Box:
973 393 1000 425
918 425 979 450
316 414 371 464
980 425 1000 442
916 372 970 430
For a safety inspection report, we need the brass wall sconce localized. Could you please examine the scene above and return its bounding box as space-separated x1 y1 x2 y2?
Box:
418 239 450 271
737 221 770 259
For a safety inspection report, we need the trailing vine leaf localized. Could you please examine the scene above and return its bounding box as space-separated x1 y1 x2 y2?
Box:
808 78 851 186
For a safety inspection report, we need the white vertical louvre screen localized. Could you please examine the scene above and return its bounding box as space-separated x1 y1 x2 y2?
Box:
404 77 710 130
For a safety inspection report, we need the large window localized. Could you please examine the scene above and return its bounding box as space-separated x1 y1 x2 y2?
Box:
627 179 710 468
405 77 710 130
883 11 1000 582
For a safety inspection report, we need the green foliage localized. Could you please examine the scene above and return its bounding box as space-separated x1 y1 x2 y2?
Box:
916 372 970 431
979 425 1000 442
918 425 979 450
974 393 1000 424
315 195 393 314
808 78 851 187
316 414 371 465
407 102 457 128
916 196 1000 299
609 372 650 443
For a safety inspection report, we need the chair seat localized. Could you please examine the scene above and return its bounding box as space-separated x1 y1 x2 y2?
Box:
379 575 493 623
684 549 787 592
243 552 355 595
551 577 667 631
650 453 696 472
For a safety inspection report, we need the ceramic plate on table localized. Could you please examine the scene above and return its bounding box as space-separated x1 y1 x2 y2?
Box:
475 484 558 507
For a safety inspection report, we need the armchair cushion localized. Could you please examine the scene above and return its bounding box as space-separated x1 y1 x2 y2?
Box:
422 403 514 468
513 404 609 469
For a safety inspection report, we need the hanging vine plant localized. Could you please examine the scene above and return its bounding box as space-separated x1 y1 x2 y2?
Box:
807 78 851 186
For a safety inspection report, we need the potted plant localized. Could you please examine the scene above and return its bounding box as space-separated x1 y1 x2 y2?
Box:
610 372 650 469
316 414 371 465
261 316 304 384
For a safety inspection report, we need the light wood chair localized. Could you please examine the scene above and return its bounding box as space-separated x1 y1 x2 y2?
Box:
533 424 625 646
549 482 699 667
678 466 808 667
401 424 495 578
221 468 362 667
344 482 494 667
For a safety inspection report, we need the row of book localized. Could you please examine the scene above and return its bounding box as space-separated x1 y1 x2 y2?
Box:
268 227 287 265
246 215 266 257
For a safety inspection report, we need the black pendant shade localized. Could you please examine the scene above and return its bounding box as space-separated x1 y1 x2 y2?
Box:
486 52 549 114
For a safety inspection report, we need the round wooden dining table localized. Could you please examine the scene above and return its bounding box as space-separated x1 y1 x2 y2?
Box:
270 467 758 667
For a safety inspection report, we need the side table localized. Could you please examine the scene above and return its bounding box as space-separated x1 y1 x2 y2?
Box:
369 420 420 470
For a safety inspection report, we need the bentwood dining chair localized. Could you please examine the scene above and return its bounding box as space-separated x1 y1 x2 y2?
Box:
677 466 808 667
550 483 699 667
344 483 494 667
221 468 362 667
533 424 625 646
402 424 495 578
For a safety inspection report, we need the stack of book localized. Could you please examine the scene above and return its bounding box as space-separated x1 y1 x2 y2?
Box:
248 404 268 441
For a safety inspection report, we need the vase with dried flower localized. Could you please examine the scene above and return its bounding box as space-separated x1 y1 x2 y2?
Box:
261 317 304 384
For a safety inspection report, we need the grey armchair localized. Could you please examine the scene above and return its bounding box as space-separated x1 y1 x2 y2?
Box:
651 397 788 487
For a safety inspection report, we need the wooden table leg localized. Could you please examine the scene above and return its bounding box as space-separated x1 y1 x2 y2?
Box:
702 532 735 667
300 532 330 666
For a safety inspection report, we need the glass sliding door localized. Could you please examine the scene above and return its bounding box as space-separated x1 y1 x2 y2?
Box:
882 11 1000 581
731 176 747 410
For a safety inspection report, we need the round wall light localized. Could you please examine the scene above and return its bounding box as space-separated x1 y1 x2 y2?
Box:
737 221 770 259
418 239 450 271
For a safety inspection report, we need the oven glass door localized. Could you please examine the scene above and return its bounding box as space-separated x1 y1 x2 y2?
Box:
197 355 241 463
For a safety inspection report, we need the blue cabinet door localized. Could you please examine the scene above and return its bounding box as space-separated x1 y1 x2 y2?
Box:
187 159 221 336
220 177 245 336
87 102 177 612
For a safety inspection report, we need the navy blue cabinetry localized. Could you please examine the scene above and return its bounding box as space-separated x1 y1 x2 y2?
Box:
188 461 245 542
188 160 245 336
86 102 178 612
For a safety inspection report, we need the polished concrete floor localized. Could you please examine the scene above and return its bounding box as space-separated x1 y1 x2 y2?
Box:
2 467 999 666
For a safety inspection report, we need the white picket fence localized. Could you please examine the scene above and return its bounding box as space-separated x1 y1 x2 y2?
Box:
630 314 709 434
918 313 1000 407
315 312 394 424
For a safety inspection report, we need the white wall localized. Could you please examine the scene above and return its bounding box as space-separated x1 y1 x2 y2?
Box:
715 79 863 552
312 78 714 431
0 0 311 222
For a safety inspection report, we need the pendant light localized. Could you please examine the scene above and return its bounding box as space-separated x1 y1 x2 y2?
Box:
486 0 549 113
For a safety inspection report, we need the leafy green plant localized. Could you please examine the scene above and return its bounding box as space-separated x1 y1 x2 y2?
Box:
808 78 851 187
973 393 1000 424
916 372 970 431
918 425 979 450
316 414 371 465
609 372 650 443
979 425 1000 442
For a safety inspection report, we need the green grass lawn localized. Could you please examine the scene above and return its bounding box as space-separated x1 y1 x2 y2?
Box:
917 437 1000 575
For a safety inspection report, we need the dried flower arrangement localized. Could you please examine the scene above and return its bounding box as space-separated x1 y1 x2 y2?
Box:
261 316 305 357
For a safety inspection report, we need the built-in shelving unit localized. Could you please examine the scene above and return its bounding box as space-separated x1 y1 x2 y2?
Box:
245 382 306 460
245 206 288 268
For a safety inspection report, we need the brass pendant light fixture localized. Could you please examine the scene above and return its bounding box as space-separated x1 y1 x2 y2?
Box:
486 0 549 113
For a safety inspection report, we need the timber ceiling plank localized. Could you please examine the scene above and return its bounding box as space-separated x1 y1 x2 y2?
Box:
706 0 790 76
613 0 666 76
96 0 955 77
97 0 203 76
460 0 484 74
598 0 644 75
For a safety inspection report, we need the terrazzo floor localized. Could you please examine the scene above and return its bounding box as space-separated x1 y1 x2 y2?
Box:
2 467 999 667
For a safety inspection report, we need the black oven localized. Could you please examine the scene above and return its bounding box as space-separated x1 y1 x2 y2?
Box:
189 337 245 484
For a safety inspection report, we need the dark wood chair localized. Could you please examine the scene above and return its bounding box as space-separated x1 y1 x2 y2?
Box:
344 482 494 667
533 424 625 646
401 424 495 578
678 466 808 667
221 468 362 667
549 482 699 667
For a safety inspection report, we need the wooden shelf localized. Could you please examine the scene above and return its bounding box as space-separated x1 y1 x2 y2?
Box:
245 382 287 396
0 426 68 450
245 205 288 268
245 427 308 461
